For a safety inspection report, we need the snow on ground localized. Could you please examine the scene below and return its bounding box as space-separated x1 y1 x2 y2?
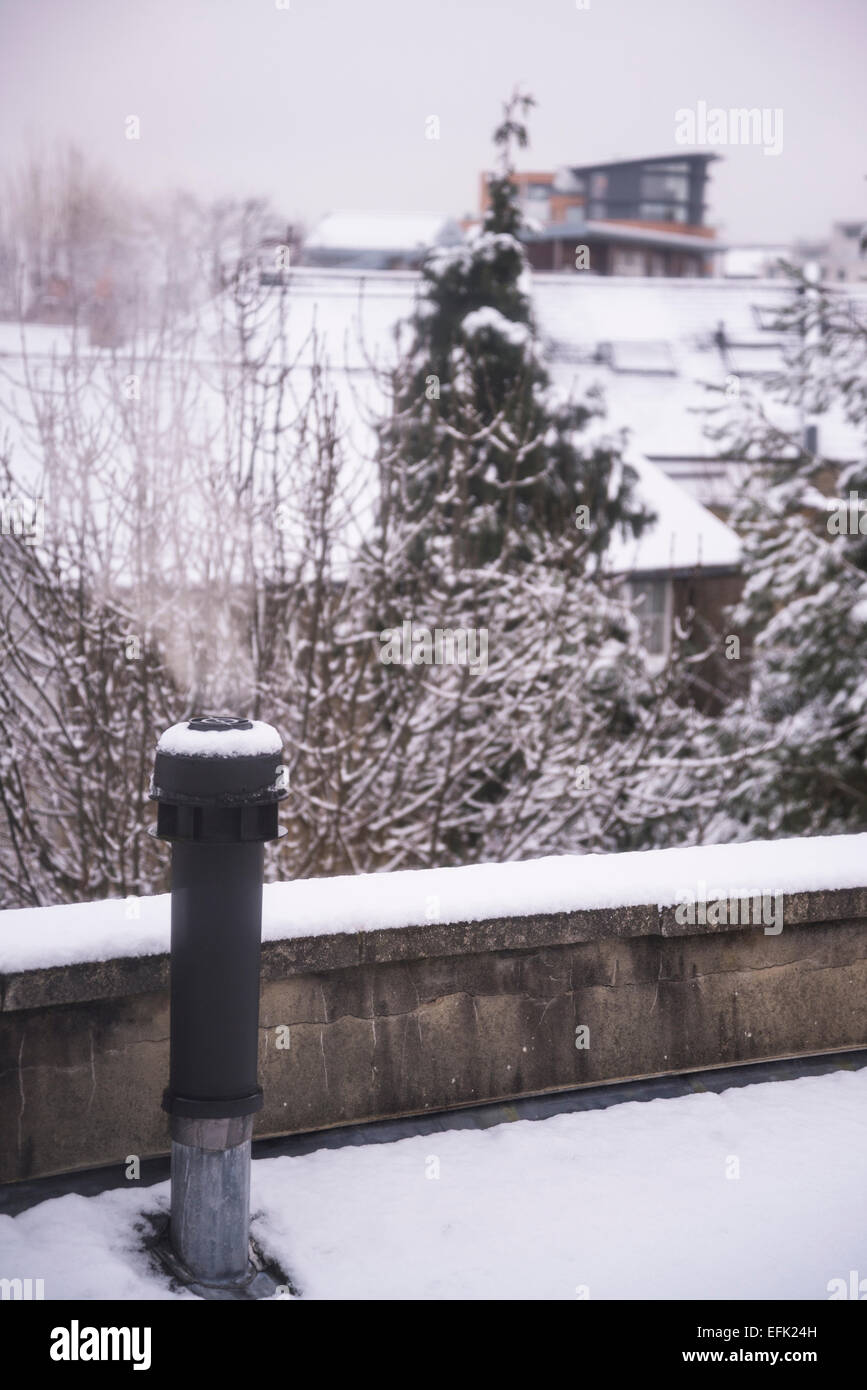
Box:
2 831 866 975
2 1069 865 1300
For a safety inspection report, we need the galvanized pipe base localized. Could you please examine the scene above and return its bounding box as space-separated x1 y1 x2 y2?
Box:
170 1116 253 1285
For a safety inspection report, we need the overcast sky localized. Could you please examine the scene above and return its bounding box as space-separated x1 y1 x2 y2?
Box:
1 0 864 244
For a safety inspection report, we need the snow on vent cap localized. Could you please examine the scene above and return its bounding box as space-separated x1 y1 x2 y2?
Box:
157 717 283 759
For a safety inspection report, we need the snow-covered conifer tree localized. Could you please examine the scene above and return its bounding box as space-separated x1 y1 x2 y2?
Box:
702 269 867 838
374 89 651 579
341 92 698 867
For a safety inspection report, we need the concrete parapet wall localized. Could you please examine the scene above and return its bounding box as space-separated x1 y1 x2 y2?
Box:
2 858 867 1183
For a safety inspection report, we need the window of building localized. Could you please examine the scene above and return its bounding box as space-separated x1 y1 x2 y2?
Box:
641 171 689 203
627 578 671 658
639 202 688 224
610 249 645 276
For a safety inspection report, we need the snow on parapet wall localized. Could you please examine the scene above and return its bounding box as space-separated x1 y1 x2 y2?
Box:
1 832 866 977
155 720 282 757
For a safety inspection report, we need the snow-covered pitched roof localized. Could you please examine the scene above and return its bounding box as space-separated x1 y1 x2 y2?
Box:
305 211 462 254
532 273 867 507
189 267 742 571
722 246 792 279
606 451 740 575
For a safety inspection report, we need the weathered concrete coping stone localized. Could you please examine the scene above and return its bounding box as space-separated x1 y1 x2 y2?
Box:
4 884 867 1013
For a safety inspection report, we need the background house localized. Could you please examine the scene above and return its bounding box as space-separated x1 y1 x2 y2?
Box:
478 153 721 276
825 219 867 283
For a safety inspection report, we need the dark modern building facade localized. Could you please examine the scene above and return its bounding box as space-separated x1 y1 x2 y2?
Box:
480 153 721 277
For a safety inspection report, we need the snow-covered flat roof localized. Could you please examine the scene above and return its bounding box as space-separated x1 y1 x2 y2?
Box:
2 831 865 976
2 1065 864 1299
